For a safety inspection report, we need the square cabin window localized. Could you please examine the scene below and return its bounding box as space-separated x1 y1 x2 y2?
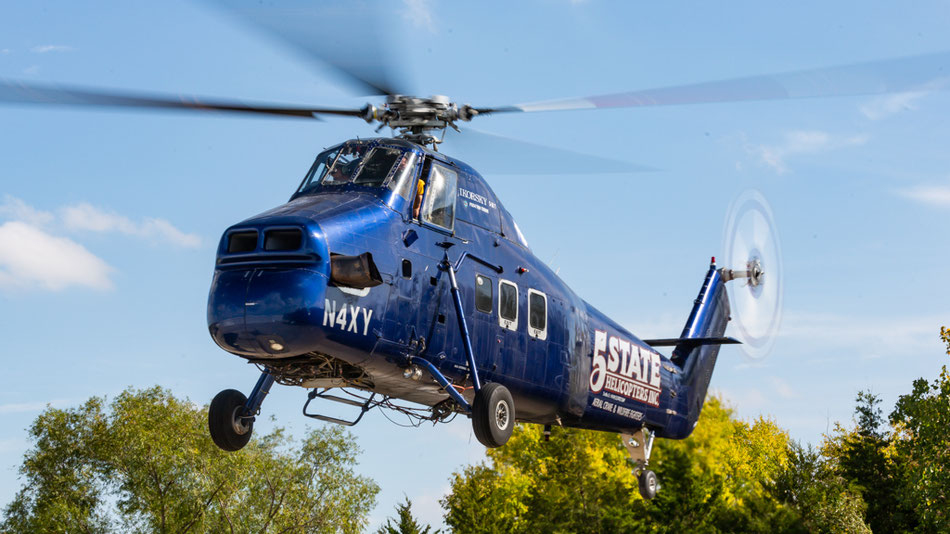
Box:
528 289 548 341
499 280 518 331
475 275 493 314
422 163 457 231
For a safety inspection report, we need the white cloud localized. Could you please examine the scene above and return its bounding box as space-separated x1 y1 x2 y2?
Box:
0 221 113 291
860 90 930 120
0 195 55 227
403 0 435 31
897 182 950 208
60 203 202 248
0 49 10 55
0 197 202 292
30 44 73 54
752 130 869 174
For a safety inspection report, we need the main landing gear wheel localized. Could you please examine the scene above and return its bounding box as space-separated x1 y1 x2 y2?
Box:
209 389 253 452
472 382 515 448
638 470 659 500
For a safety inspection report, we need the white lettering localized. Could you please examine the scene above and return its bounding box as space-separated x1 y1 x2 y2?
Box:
323 299 336 327
347 305 359 333
651 351 662 388
590 330 608 393
335 305 348 329
607 336 620 373
361 308 374 336
619 339 631 378
589 331 665 407
322 299 374 337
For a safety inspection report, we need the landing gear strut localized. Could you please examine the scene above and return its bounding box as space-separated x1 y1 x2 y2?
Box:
209 372 274 452
622 427 659 500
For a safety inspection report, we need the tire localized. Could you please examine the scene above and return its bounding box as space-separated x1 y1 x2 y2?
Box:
209 389 253 452
638 469 658 500
472 382 515 448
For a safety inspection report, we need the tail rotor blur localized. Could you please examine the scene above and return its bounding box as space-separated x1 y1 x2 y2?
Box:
720 190 783 359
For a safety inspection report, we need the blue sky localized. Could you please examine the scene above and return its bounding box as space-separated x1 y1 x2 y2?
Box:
1 0 949 529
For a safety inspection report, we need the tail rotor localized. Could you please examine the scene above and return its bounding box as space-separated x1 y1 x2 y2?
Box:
721 190 783 359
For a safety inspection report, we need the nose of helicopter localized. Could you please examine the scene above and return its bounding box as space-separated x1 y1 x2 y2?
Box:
207 220 331 358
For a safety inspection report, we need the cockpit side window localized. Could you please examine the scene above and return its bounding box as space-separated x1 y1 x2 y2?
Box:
296 146 342 194
389 152 420 200
421 163 457 231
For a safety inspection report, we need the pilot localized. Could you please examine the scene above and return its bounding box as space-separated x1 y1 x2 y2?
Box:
412 178 425 219
329 165 347 183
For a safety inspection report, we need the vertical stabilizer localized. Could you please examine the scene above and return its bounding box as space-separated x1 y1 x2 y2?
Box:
671 259 731 431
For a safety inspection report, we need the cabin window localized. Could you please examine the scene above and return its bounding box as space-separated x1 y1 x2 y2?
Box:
422 163 457 231
528 289 548 341
475 275 492 313
499 280 518 331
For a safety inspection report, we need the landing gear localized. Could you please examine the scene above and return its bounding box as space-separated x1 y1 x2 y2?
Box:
209 389 253 451
209 372 275 452
621 427 660 500
472 382 515 448
638 469 658 500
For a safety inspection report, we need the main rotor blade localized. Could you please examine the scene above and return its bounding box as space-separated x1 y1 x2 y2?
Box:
0 79 366 119
442 128 654 175
478 51 950 114
206 0 407 96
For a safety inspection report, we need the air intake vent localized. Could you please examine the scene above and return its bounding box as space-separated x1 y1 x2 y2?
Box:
264 229 303 251
228 231 258 253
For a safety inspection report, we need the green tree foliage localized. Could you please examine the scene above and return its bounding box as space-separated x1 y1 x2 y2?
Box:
887 327 950 532
821 391 914 532
1 386 379 534
376 497 439 534
442 397 804 533
770 443 870 534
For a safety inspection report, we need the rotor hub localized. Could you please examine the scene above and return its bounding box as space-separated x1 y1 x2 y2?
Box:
361 95 477 146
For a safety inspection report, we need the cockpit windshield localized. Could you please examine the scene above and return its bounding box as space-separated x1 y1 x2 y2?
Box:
296 141 418 197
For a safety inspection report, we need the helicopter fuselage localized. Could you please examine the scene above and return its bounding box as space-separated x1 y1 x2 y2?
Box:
207 138 729 440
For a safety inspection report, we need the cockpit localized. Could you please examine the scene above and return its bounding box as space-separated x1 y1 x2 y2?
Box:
295 140 419 199
291 138 530 249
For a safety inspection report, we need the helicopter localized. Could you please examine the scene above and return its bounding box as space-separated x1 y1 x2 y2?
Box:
2 4 948 501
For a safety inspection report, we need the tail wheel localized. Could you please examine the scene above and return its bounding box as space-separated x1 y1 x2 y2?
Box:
638 469 659 500
209 389 253 452
472 382 515 448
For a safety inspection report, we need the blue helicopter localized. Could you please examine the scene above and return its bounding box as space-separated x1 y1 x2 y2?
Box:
2 4 947 499
202 123 768 499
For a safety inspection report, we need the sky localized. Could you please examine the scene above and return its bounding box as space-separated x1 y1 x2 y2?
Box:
1 0 949 529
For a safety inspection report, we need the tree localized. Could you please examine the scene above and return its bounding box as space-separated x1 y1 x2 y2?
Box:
821 391 914 533
442 396 800 533
376 497 439 534
2 386 379 533
887 327 950 532
770 442 870 534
